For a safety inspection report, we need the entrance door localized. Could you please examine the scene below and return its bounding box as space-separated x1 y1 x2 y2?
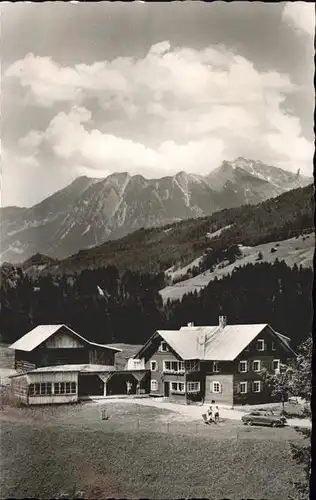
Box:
164 382 170 397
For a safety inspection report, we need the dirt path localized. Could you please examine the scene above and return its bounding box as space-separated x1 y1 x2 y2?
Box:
92 397 311 428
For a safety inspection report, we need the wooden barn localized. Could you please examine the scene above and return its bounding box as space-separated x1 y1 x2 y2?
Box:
9 324 150 405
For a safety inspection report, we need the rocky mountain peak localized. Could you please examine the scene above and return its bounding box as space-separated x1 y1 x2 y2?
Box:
1 158 312 263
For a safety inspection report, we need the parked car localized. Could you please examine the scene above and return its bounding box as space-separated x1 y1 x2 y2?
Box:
241 409 287 427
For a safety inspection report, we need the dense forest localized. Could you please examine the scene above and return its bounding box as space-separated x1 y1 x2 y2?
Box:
0 258 313 349
165 259 313 348
0 263 165 345
24 183 313 276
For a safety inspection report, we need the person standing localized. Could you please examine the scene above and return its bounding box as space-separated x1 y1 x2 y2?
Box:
211 399 220 423
205 404 213 423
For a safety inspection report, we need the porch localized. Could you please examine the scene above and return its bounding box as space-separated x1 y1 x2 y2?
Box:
78 369 150 399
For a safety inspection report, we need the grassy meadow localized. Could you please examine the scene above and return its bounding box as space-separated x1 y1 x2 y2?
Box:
0 401 305 500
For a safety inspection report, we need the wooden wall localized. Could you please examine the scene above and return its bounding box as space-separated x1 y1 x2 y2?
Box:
35 347 89 367
44 331 84 349
11 374 28 404
15 350 36 372
145 348 184 397
204 374 234 406
27 371 78 405
88 348 115 366
232 326 292 405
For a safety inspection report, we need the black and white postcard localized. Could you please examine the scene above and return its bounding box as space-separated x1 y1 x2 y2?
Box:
0 2 314 499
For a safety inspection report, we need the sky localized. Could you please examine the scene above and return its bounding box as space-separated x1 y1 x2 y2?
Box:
1 1 314 207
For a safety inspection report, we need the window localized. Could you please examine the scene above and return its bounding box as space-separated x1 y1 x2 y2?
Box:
150 361 157 372
185 360 200 372
29 382 76 396
252 360 261 372
170 382 185 393
256 339 265 351
54 382 65 395
272 359 280 372
272 342 276 351
187 381 200 393
29 383 52 396
213 362 220 373
151 380 158 391
239 361 248 373
244 345 250 352
240 382 248 394
163 360 185 373
212 381 221 393
54 382 76 395
159 342 169 352
65 382 75 394
253 381 261 393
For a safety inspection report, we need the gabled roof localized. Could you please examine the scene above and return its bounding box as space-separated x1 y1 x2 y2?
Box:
134 323 295 361
158 327 219 360
202 324 269 361
9 324 122 353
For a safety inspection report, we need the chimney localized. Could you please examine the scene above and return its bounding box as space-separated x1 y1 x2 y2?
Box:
219 316 227 329
197 332 206 358
187 321 194 327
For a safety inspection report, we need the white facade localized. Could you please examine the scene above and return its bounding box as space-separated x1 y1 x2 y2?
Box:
125 357 145 370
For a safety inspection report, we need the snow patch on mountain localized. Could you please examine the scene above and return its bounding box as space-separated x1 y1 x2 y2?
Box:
60 222 76 240
81 225 91 236
173 173 191 207
0 242 26 258
165 255 204 281
117 202 128 227
1 158 312 263
206 225 233 239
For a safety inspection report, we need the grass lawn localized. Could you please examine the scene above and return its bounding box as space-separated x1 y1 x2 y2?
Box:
0 402 304 500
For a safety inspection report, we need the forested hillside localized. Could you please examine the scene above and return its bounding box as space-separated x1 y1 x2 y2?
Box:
164 259 313 349
29 183 313 276
0 259 312 349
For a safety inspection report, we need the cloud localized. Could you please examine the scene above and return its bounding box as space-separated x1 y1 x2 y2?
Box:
18 130 43 149
5 43 296 109
282 2 315 37
6 40 314 192
149 40 171 56
5 53 128 108
19 105 226 178
1 147 40 206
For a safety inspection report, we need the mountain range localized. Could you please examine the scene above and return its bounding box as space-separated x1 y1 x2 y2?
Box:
1 157 312 263
20 182 314 279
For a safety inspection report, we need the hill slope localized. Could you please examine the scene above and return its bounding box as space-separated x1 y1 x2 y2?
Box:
161 233 314 302
1 158 311 263
19 183 314 277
